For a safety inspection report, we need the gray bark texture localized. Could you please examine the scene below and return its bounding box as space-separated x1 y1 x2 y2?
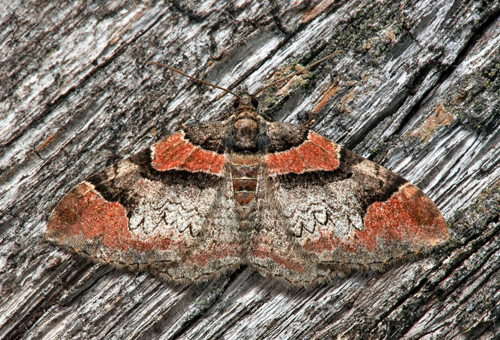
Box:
1 0 500 339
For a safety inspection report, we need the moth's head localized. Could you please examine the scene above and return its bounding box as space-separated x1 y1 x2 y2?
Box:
232 95 260 150
232 95 259 117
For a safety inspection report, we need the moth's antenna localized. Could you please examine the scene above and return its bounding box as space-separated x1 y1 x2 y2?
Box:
252 50 342 97
148 61 242 100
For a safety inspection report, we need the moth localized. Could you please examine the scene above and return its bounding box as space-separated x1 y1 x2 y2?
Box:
46 53 449 286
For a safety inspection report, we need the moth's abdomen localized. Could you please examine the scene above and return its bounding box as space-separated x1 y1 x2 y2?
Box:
230 154 260 207
229 154 261 233
232 178 258 204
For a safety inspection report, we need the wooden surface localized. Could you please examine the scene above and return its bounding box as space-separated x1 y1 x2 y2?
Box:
1 0 500 339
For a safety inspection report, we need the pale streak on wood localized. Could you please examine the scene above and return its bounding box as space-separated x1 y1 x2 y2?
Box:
1 0 500 339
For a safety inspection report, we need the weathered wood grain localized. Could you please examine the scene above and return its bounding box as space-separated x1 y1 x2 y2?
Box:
1 0 500 339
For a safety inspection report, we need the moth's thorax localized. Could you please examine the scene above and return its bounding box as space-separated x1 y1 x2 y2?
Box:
233 118 258 150
232 96 260 150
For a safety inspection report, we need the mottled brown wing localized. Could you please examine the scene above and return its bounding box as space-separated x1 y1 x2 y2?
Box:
46 124 243 283
248 175 333 285
248 131 449 286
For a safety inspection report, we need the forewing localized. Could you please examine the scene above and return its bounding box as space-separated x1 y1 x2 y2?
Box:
249 131 449 285
46 124 242 283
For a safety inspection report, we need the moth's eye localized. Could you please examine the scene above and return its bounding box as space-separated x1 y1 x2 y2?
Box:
251 97 258 108
233 98 240 109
